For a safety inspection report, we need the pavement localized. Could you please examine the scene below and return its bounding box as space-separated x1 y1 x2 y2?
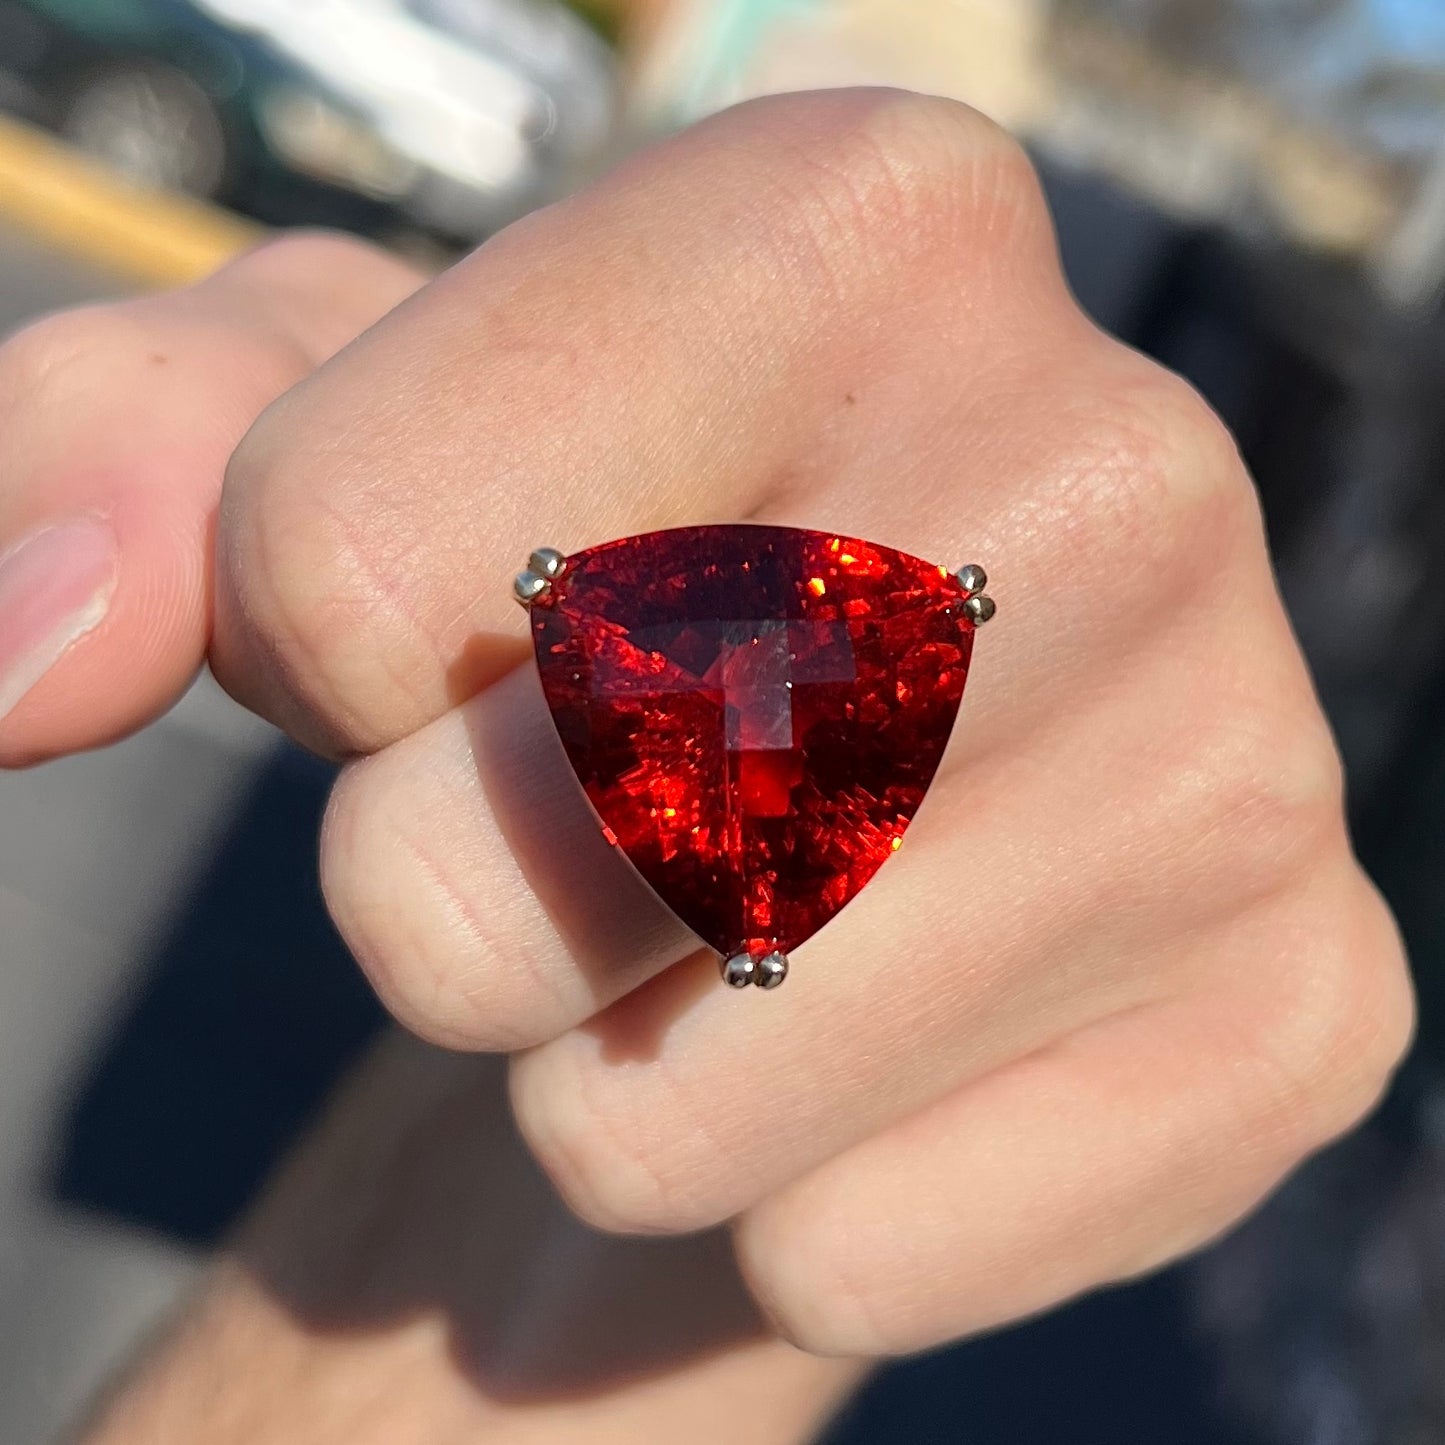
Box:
0 229 286 1443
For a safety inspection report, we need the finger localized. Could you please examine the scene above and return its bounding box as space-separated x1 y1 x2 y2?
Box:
0 233 422 766
321 665 700 1051
507 538 1351 1236
211 88 1065 757
734 870 1412 1357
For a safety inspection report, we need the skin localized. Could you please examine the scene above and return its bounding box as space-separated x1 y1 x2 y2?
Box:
79 1040 862 1444
0 90 1415 1434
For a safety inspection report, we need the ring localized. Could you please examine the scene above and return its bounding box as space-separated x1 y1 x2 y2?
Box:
512 524 994 990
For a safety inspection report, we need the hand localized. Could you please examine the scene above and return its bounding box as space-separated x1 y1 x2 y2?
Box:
2 89 1412 1364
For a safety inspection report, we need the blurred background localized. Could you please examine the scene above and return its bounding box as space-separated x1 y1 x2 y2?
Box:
2 1 1444 1441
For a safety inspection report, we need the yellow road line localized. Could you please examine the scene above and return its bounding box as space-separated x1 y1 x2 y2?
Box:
0 113 261 287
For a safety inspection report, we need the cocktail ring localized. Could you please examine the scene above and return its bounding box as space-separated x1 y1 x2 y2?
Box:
513 524 993 989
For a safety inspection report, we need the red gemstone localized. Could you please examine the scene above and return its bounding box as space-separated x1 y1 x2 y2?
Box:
531 525 975 959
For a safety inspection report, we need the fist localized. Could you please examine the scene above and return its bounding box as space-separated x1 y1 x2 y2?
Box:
0 89 1412 1359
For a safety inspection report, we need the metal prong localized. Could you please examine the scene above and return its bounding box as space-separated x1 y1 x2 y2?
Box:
529 546 568 580
721 953 757 988
513 569 550 608
963 593 996 625
954 563 987 596
754 951 788 989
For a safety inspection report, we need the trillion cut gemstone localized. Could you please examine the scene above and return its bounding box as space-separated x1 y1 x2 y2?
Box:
530 524 976 959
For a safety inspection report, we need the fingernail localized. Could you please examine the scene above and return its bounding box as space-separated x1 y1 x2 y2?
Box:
0 515 119 725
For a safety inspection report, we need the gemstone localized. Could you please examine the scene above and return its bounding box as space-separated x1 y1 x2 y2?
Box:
530 524 976 960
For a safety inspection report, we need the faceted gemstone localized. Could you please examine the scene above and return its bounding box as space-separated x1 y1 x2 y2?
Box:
530 524 976 959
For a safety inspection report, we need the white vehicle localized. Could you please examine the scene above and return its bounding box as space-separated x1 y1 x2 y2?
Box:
197 0 615 235
0 0 616 237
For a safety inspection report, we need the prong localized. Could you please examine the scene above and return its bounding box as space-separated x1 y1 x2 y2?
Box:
754 951 788 989
963 593 996 625
528 546 568 580
954 563 987 596
721 953 757 988
513 569 550 608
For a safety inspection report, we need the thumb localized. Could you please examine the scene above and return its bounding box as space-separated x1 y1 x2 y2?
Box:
0 232 423 768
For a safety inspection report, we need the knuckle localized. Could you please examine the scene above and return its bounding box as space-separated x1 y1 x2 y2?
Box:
321 765 482 1050
1069 360 1258 585
857 89 1044 236
510 1051 717 1237
227 231 416 361
1217 724 1343 895
749 88 1049 298
737 1198 902 1358
1170 685 1346 908
0 305 146 409
220 411 426 748
218 421 316 689
1126 365 1244 487
233 229 383 286
319 766 405 1004
1248 885 1414 1152
320 768 408 999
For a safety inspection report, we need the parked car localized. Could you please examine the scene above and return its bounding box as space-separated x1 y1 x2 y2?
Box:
0 0 616 239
